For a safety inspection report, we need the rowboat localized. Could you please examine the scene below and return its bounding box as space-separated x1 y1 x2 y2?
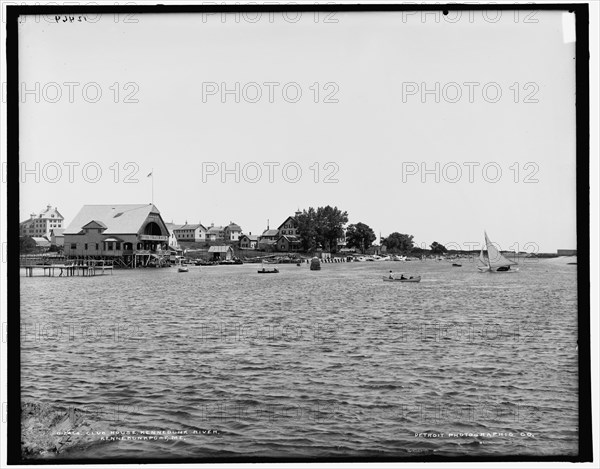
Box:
382 275 421 283
258 268 279 274
178 266 189 273
452 263 462 267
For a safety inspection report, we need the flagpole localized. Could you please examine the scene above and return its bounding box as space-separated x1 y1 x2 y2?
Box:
151 168 154 205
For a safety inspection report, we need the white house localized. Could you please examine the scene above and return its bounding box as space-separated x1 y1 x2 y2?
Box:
164 223 182 249
224 222 242 242
173 223 207 242
20 205 65 239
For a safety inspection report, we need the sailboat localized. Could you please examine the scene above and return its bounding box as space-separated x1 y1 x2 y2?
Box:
258 261 279 274
477 231 519 273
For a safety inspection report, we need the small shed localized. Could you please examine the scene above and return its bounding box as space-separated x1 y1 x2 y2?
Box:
31 237 51 249
208 245 234 261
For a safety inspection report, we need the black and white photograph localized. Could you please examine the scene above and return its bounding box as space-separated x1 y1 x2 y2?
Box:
2 1 598 466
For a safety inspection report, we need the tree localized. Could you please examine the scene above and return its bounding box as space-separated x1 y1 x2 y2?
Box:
382 232 414 253
296 207 319 252
430 241 447 254
316 205 348 253
296 206 349 253
346 222 376 254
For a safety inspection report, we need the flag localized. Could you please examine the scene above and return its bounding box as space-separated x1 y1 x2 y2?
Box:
147 171 153 177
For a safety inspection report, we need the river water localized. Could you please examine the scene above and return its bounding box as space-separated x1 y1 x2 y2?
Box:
19 257 579 459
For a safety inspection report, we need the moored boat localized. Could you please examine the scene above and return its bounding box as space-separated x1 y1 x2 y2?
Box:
219 259 243 265
382 275 421 283
310 257 321 271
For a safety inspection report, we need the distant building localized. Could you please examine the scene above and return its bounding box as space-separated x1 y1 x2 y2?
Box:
224 222 242 242
63 204 169 257
258 228 279 251
366 245 382 256
50 228 65 247
276 234 302 252
164 223 182 249
239 234 258 250
208 245 234 261
20 236 51 253
20 205 64 238
173 223 207 243
277 212 300 237
557 249 577 256
206 225 225 242
259 228 279 242
32 237 51 249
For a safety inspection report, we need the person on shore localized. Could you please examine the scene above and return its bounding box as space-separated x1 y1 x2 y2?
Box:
389 270 394 279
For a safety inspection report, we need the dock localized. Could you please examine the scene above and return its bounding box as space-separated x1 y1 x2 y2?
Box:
20 257 113 277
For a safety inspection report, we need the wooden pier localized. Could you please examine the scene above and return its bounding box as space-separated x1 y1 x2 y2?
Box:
21 258 113 277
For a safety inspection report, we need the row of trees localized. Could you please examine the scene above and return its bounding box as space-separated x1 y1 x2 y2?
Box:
294 206 448 254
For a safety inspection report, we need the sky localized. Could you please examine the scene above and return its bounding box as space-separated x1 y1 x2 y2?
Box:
17 9 577 253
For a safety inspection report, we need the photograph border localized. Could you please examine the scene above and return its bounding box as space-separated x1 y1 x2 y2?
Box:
6 2 592 464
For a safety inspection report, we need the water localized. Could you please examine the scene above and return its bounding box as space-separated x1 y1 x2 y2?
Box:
20 258 579 459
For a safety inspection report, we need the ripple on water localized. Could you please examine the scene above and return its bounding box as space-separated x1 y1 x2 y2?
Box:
20 260 579 459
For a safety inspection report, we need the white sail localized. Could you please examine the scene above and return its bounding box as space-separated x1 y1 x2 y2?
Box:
478 247 489 268
484 231 516 267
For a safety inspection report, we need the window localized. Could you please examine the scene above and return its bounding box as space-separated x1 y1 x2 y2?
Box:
108 243 113 251
96 243 99 250
115 243 121 250
70 243 77 249
84 243 88 250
